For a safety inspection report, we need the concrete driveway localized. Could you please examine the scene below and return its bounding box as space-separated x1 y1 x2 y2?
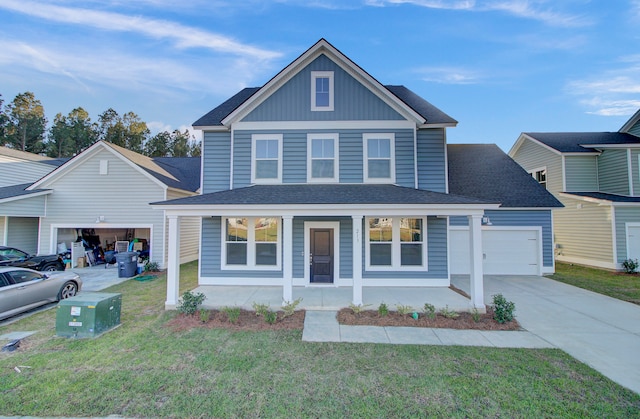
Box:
452 274 640 395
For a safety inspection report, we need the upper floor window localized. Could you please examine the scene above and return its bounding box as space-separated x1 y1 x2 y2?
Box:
530 167 547 189
366 217 426 270
363 133 395 183
307 133 339 183
252 134 282 184
311 71 334 111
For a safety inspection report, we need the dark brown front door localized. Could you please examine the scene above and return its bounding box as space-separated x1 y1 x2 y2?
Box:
310 228 334 283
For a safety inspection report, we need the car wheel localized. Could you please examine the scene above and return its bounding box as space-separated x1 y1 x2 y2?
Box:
58 281 78 300
42 263 60 272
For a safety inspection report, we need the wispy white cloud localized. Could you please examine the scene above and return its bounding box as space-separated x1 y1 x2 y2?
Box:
367 0 592 27
0 0 282 61
567 58 640 116
413 66 483 84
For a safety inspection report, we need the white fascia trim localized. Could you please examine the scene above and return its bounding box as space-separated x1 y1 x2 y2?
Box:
509 133 562 157
418 123 457 129
0 189 52 204
233 120 415 131
160 205 496 217
581 143 640 149
195 126 229 132
221 40 426 126
558 192 614 205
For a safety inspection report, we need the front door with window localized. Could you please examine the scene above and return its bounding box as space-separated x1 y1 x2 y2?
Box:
310 228 334 283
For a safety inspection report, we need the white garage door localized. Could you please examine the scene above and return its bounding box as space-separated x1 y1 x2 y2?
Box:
450 228 540 275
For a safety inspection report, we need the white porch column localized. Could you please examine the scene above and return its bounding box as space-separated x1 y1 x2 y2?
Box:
282 215 293 304
165 215 181 310
352 215 363 306
468 214 485 310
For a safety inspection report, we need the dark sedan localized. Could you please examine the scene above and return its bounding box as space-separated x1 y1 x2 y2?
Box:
0 246 65 271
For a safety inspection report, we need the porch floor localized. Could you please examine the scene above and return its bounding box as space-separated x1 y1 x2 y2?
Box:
192 282 473 312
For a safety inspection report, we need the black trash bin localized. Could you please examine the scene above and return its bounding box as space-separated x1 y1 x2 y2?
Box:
116 252 138 278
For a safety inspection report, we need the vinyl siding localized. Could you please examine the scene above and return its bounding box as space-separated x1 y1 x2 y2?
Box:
565 156 598 192
232 129 415 188
450 210 554 267
0 195 47 217
511 139 563 193
6 217 39 255
35 148 168 265
628 120 640 137
363 216 448 280
202 132 231 194
630 149 640 196
166 189 201 264
0 158 56 187
554 195 614 265
598 149 629 195
242 54 404 122
614 206 640 264
0 217 4 245
416 128 447 192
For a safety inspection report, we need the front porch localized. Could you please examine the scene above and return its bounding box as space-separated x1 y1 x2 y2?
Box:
192 282 473 312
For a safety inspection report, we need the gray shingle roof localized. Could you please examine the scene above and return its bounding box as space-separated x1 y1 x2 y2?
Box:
152 157 201 192
525 132 640 153
563 191 640 203
447 144 563 208
0 183 50 201
192 85 455 127
152 184 493 206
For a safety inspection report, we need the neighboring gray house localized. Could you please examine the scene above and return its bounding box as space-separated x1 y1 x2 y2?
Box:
154 39 560 310
509 109 640 270
26 141 201 268
0 147 65 254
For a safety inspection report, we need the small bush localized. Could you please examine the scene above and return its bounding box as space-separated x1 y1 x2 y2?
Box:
423 303 436 319
378 302 389 317
199 308 210 323
177 291 206 316
492 294 516 324
622 258 639 274
222 306 241 323
282 297 303 318
396 304 413 316
252 302 269 317
471 308 481 323
264 310 278 324
439 305 459 319
144 261 159 272
348 303 371 314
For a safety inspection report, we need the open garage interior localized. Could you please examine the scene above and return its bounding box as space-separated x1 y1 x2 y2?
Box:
55 227 151 268
450 227 541 275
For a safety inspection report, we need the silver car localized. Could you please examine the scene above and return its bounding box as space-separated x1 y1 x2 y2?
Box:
0 267 82 321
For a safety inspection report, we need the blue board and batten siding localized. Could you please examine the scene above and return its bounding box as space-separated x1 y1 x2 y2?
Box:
450 210 554 267
243 55 404 122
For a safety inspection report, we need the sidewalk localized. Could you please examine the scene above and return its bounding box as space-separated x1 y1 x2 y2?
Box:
302 310 553 348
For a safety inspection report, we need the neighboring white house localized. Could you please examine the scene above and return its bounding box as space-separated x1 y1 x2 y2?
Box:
26 141 201 268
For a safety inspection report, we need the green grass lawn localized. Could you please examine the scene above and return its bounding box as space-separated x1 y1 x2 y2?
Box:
551 262 640 305
1 261 639 418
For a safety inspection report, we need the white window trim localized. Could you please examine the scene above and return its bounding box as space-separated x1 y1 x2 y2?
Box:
528 166 547 187
365 216 427 271
363 133 395 183
311 71 334 112
307 133 339 183
251 134 283 184
221 217 282 271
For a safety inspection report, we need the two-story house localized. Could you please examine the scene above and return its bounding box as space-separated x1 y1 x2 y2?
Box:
509 109 640 270
155 39 561 310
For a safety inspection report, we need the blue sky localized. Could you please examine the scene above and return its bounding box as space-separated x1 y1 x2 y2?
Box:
1 0 638 151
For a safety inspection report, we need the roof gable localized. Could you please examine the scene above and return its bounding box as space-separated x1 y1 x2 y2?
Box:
620 108 640 136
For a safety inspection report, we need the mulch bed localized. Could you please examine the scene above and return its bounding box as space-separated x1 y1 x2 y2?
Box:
165 309 306 332
337 307 521 331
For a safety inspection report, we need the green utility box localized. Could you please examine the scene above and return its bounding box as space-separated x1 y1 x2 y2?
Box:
56 292 122 338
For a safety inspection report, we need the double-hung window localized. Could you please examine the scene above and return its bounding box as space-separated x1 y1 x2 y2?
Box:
364 133 395 183
311 71 334 111
307 133 338 182
223 217 280 270
252 134 282 183
529 167 547 189
366 217 426 270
